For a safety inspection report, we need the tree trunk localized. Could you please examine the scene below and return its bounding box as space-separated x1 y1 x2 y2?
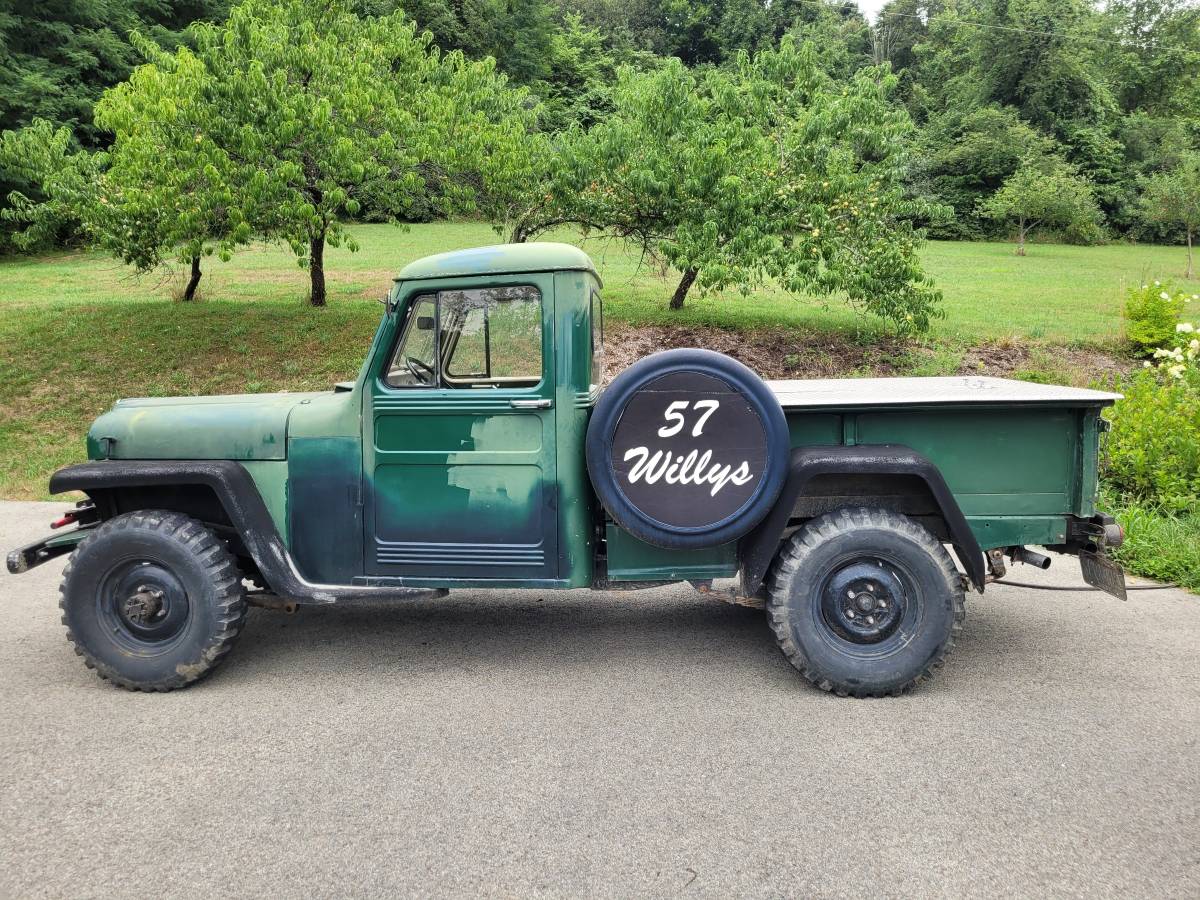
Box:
183 255 202 301
670 268 698 310
1016 220 1027 257
309 230 327 307
1187 227 1194 280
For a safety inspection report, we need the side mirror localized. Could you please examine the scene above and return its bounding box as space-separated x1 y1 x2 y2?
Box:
417 315 435 331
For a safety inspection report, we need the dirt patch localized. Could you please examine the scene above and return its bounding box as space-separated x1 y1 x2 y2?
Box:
955 342 1133 384
604 323 1135 386
604 323 915 380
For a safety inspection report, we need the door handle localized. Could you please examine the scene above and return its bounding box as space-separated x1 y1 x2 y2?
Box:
510 398 552 409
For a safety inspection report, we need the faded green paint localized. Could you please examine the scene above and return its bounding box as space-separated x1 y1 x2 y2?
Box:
365 270 560 583
88 392 319 461
376 413 543 452
44 528 92 550
395 242 600 284
773 405 1104 552
288 436 362 583
855 408 1077 517
553 268 600 588
605 524 737 580
787 413 842 446
239 461 289 540
964 516 1069 548
70 241 1115 591
1076 410 1101 517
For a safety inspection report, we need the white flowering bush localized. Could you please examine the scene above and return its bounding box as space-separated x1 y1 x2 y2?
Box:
1145 320 1200 385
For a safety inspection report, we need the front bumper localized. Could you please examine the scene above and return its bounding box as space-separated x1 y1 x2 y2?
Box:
6 528 92 574
6 503 99 575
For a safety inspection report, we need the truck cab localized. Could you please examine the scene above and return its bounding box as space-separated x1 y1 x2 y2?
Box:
359 243 601 588
8 243 1126 697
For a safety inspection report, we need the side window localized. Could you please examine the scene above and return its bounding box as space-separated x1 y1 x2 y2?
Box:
590 288 605 391
441 286 542 386
386 295 437 387
385 286 542 389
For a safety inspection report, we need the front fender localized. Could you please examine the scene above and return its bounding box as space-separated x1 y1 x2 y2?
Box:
738 445 985 595
48 461 442 606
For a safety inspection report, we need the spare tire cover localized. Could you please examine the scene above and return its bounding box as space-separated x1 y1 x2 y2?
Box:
586 348 790 549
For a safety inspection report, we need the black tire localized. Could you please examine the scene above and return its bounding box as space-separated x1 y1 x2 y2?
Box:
59 510 247 692
766 507 964 697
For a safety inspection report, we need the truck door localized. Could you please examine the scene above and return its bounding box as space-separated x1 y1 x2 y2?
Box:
364 275 559 582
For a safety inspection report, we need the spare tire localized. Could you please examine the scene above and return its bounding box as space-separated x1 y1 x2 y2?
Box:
586 348 790 550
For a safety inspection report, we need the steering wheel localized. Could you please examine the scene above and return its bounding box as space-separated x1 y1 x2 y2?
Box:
405 356 435 385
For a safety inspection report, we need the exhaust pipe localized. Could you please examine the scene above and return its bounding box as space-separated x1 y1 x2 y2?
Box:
1008 546 1052 570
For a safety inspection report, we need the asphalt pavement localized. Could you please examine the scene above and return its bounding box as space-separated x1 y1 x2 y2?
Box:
1 500 1197 898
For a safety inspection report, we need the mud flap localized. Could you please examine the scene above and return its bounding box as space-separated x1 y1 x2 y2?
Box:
1080 549 1127 601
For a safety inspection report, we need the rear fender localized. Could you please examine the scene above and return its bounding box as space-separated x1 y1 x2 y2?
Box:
738 445 986 595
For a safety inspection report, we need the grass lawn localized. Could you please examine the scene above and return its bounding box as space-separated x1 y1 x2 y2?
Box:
1 221 1196 592
4 221 1199 343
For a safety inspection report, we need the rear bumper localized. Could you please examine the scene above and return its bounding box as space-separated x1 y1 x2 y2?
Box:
1050 512 1127 600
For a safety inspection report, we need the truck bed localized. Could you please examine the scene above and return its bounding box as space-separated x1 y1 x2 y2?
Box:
768 376 1120 410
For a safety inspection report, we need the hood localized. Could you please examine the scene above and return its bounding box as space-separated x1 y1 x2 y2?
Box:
87 392 327 461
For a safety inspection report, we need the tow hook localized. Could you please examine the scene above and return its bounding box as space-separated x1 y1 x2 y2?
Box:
51 501 98 530
1098 516 1125 549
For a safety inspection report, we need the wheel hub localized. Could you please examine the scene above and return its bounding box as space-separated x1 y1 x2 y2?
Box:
122 586 165 625
820 559 907 644
102 562 190 644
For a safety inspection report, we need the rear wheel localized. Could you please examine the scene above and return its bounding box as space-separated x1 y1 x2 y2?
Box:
766 507 964 697
59 510 247 691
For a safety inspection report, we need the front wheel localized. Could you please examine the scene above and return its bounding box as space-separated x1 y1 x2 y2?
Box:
766 508 964 697
59 510 247 691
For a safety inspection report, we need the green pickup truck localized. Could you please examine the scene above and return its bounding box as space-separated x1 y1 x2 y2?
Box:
8 243 1125 697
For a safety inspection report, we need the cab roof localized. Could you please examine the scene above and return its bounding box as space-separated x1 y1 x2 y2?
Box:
395 242 601 285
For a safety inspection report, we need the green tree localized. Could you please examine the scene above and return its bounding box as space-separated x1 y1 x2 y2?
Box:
357 0 557 85
537 14 653 132
912 105 1061 239
0 0 230 147
1139 153 1200 278
749 39 942 330
92 38 248 301
532 39 941 329
0 1 230 246
561 57 773 308
980 163 1102 255
970 0 1116 138
1101 0 1200 117
0 119 102 251
874 1 950 73
144 0 529 306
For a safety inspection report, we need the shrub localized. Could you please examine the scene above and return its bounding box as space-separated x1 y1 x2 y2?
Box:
1123 282 1188 353
1103 367 1200 513
1105 495 1200 593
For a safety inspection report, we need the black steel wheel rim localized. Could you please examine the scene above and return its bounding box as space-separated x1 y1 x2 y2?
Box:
97 558 191 652
817 555 913 646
